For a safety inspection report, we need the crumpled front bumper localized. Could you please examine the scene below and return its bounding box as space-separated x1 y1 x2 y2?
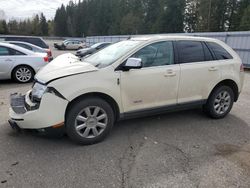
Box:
9 90 69 129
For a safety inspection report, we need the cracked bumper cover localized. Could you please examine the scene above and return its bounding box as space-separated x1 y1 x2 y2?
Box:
9 90 68 129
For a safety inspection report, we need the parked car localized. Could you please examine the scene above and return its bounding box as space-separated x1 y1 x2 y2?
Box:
9 36 244 145
76 42 111 57
6 41 53 61
0 42 49 83
0 35 49 49
54 40 86 50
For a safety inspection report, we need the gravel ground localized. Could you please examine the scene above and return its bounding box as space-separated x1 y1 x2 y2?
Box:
0 44 250 187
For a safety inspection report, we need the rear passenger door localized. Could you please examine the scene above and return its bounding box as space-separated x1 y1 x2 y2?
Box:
175 40 221 103
0 46 15 78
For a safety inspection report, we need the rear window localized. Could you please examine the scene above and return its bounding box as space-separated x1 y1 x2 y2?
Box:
176 41 205 63
207 42 233 60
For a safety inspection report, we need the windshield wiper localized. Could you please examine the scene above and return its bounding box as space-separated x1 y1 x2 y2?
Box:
95 63 101 68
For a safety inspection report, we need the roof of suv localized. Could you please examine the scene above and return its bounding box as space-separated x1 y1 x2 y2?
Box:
0 35 43 39
130 35 218 42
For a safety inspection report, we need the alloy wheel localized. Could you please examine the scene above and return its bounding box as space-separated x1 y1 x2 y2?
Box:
15 67 32 82
213 90 231 115
74 106 108 139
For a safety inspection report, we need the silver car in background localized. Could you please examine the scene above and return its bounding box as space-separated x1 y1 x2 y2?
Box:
54 40 86 50
0 42 49 83
6 41 53 61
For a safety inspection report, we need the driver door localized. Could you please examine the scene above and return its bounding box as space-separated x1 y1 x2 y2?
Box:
120 41 180 113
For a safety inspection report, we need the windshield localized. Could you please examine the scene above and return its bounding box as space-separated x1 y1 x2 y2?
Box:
91 43 102 48
84 40 141 68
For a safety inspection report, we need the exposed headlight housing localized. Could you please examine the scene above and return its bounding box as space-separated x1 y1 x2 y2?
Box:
31 82 47 101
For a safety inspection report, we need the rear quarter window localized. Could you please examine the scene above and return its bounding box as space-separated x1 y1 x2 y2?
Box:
13 43 33 51
207 42 233 60
9 48 26 55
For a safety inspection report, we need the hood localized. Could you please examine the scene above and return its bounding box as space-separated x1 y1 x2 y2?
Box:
35 53 98 84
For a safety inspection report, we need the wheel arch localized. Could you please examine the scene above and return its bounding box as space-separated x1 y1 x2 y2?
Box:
65 92 120 122
11 64 35 80
209 79 239 102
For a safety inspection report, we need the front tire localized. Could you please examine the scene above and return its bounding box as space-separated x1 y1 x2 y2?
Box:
203 86 234 119
66 97 114 145
12 65 34 83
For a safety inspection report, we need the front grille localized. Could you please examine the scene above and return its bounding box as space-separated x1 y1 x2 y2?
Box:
10 93 26 114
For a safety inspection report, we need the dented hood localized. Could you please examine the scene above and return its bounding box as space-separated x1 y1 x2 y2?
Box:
35 53 98 83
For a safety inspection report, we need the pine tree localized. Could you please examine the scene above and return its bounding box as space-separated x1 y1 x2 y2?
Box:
40 13 48 36
240 5 250 30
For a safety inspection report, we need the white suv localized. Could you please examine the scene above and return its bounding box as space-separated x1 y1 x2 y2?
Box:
9 36 244 145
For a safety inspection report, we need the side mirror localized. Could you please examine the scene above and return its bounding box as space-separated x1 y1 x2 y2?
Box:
123 58 142 71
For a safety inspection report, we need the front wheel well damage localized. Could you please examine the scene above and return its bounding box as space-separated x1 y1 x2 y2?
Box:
65 92 120 122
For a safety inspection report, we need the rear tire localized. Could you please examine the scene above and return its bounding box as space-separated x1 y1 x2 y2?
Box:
12 65 34 83
66 97 114 145
203 86 234 119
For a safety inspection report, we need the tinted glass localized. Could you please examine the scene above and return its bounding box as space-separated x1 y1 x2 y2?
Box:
207 42 233 60
203 42 214 61
6 37 48 48
10 49 25 55
0 46 10 56
5 37 20 41
176 41 205 63
132 41 174 67
96 44 106 49
13 43 32 50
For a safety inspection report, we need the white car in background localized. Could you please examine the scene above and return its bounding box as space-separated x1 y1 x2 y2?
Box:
54 40 86 50
0 42 49 83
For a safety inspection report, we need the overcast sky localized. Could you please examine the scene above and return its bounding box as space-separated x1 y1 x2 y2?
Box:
0 0 74 20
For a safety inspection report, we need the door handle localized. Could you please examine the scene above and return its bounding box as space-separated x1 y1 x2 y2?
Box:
164 69 176 77
209 67 218 71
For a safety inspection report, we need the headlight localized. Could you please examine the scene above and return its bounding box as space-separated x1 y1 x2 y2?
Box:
32 82 47 100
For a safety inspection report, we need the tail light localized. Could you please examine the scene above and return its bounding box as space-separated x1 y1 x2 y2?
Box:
240 63 244 72
46 49 52 57
43 56 49 62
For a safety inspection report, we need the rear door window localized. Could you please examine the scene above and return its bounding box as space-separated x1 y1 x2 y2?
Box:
207 42 233 60
175 41 205 64
0 46 25 56
0 46 10 56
